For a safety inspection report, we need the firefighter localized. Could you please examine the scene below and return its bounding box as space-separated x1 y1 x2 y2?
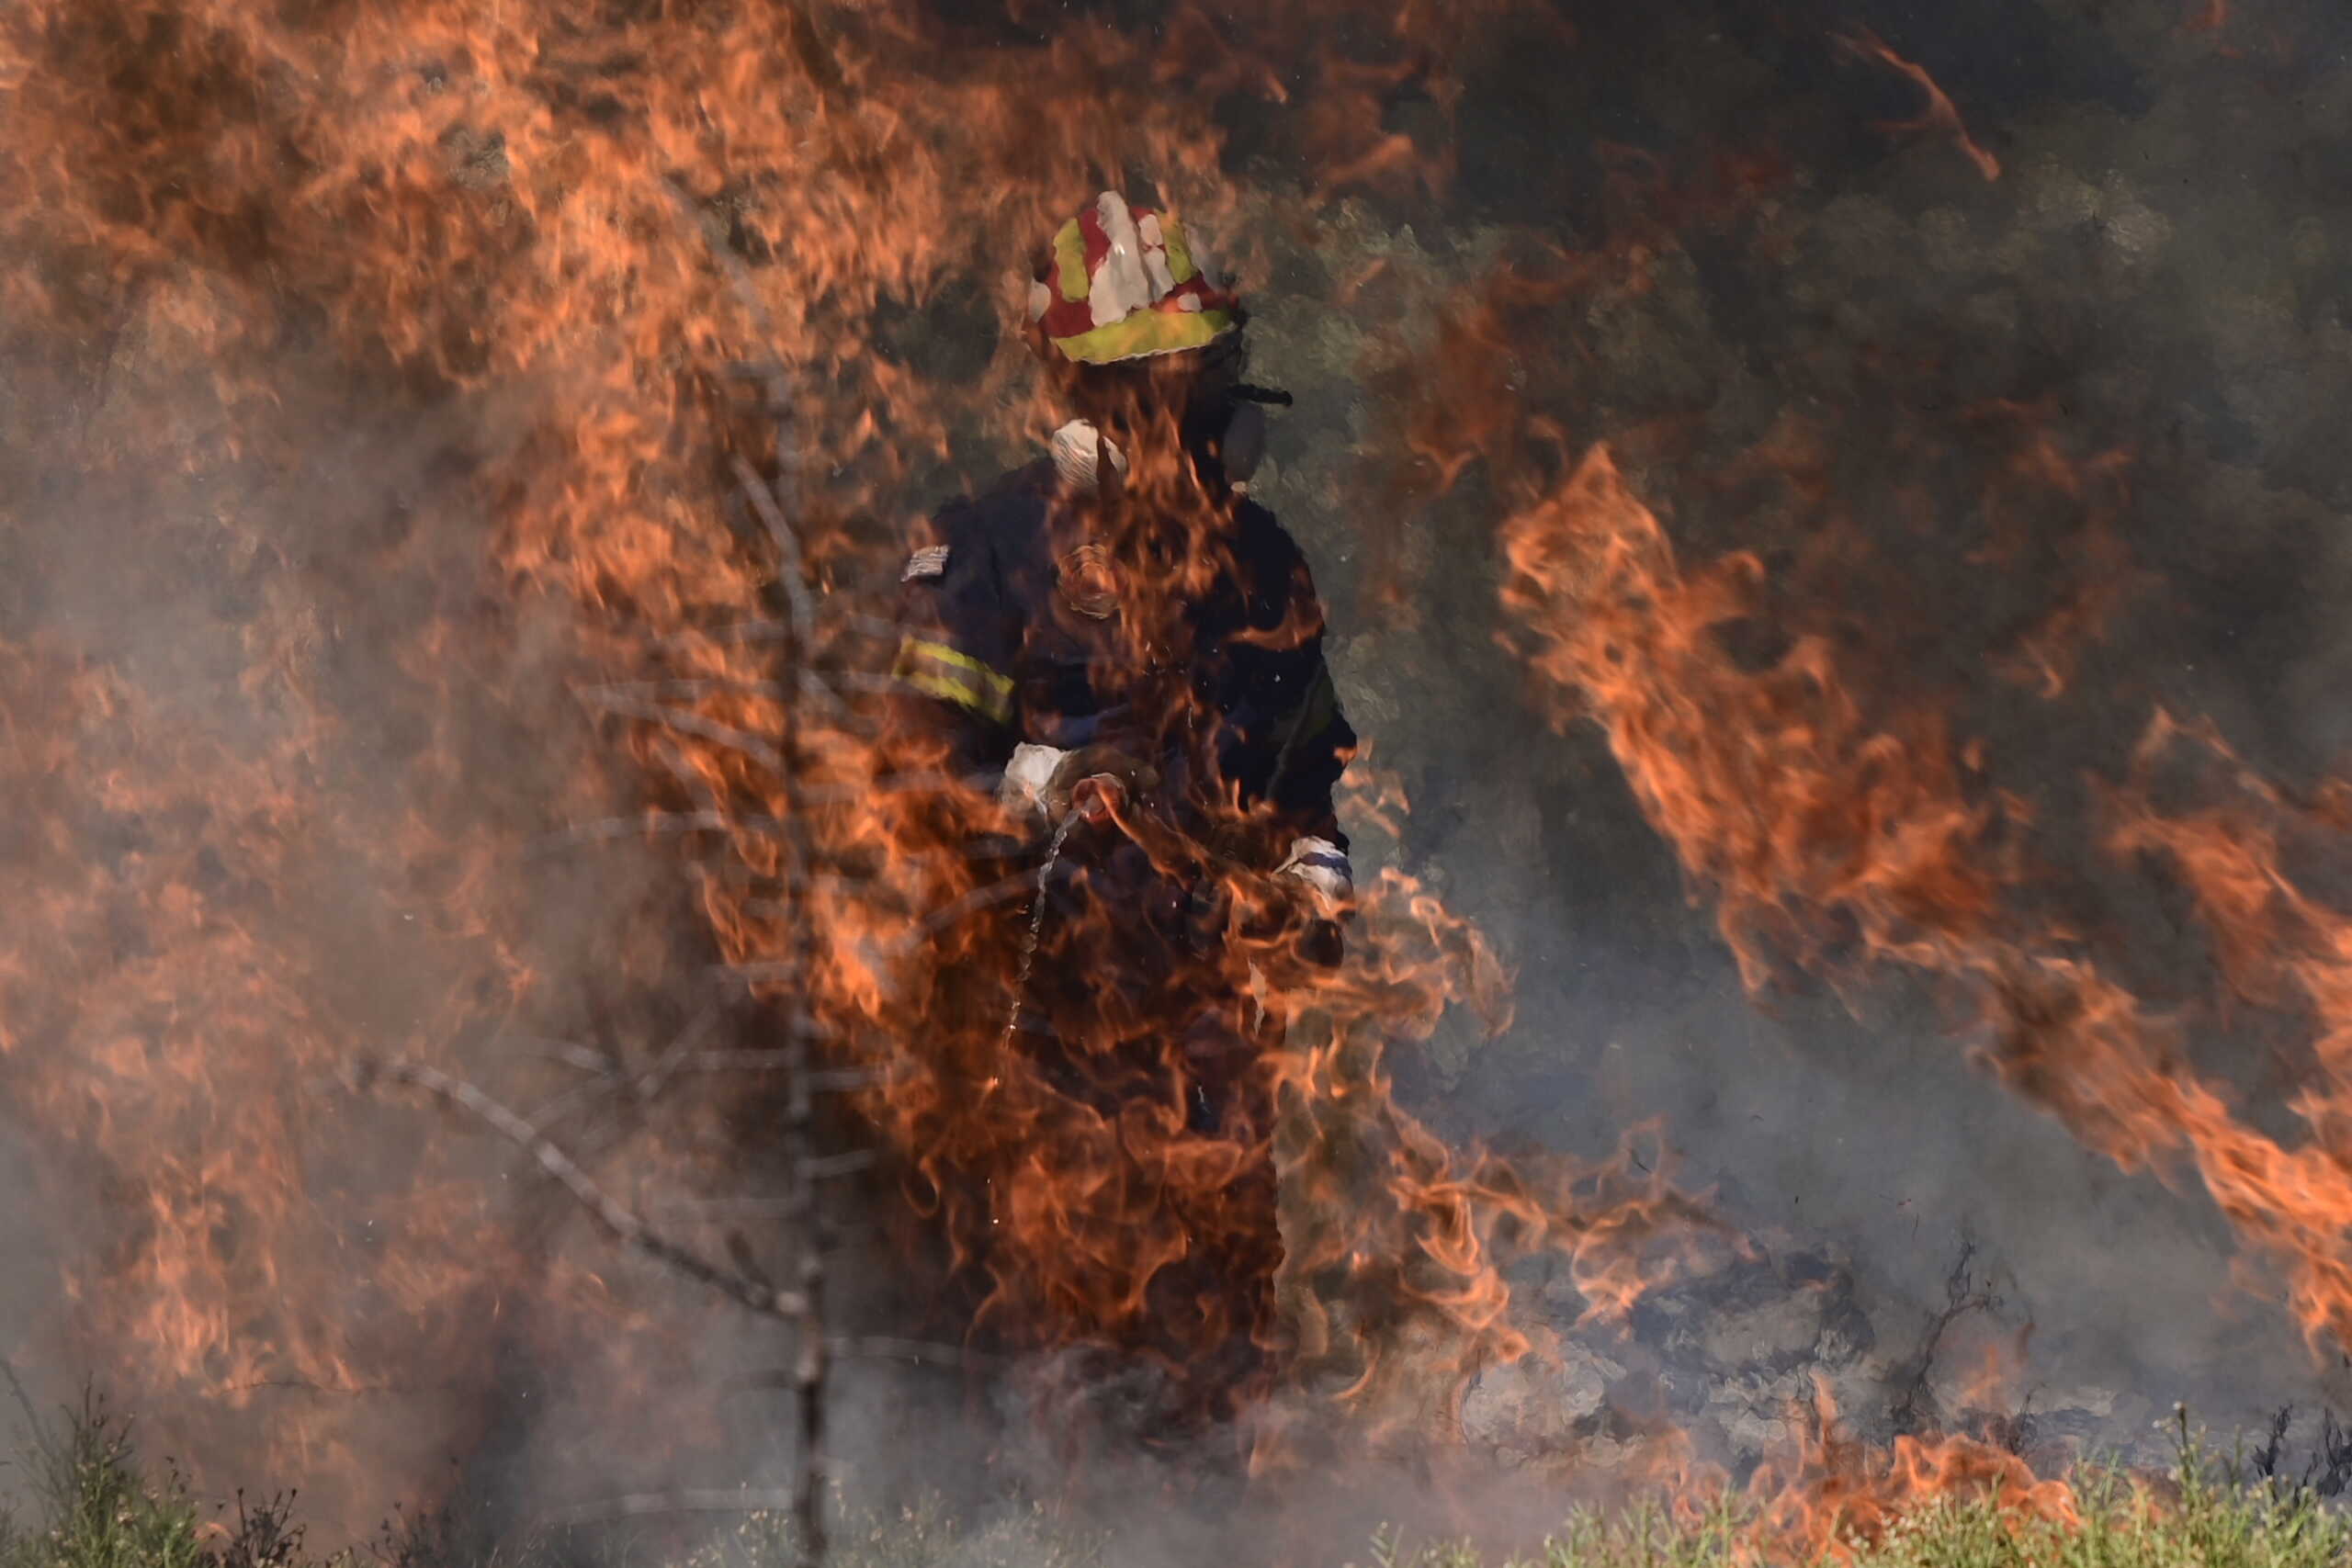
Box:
887 191 1354 1422
891 189 1354 929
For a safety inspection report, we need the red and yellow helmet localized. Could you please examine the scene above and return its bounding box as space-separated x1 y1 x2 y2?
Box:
1028 191 1243 366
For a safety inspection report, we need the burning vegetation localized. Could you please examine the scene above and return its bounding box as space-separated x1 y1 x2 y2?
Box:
6 0 2352 1560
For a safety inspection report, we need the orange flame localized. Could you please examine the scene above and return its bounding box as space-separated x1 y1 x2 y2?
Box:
0 0 1728 1514
1747 1378 2078 1562
1835 30 2003 183
1499 439 2352 1361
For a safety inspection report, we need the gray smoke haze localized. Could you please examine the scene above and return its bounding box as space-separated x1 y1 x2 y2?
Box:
1231 0 2352 1473
0 268 802 1532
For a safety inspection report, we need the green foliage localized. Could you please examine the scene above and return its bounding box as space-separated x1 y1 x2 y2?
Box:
1347 1460 2352 1568
9 1400 231 1568
1860 1472 2352 1568
6 1398 2352 1568
0 1404 1104 1568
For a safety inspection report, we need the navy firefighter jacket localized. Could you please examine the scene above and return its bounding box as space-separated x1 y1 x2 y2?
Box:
892 453 1354 852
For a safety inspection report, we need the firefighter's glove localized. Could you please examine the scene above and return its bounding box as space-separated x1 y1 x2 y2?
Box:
1274 836 1352 906
997 742 1159 829
1274 836 1351 969
1046 744 1159 825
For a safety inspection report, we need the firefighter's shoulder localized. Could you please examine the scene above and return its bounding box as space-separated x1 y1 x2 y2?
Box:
899 464 1053 585
1230 497 1320 593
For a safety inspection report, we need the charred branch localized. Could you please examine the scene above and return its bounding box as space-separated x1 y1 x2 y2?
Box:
349 1058 809 1323
517 1001 727 1134
581 691 785 773
1887 1237 1998 1438
731 453 820 654
2310 1410 2352 1497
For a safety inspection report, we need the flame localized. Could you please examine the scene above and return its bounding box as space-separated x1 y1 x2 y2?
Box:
1501 444 2009 990
822 385 1710 1438
0 0 1731 1514
1835 30 2002 183
13 0 2306 1540
1747 1377 2078 1562
1498 438 2352 1361
1965 402 2137 699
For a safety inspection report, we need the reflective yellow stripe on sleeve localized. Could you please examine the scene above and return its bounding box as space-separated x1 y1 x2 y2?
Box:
893 636 1015 724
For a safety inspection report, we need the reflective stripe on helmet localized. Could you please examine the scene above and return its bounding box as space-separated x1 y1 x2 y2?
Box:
1034 191 1242 365
1049 306 1238 366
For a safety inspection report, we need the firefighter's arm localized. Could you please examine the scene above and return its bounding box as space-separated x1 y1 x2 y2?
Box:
888 508 1020 778
1239 513 1356 912
1270 667 1354 921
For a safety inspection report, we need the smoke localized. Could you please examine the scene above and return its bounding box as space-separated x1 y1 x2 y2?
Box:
0 256 781 1529
1246 0 2352 1469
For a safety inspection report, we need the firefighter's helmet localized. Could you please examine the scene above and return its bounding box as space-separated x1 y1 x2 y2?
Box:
1028 191 1242 366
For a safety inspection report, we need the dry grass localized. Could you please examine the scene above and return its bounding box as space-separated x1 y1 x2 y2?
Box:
6 1402 2348 1568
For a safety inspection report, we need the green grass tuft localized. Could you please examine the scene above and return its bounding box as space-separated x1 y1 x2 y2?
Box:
6 1399 2352 1568
1348 1461 2352 1568
9 1399 252 1568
